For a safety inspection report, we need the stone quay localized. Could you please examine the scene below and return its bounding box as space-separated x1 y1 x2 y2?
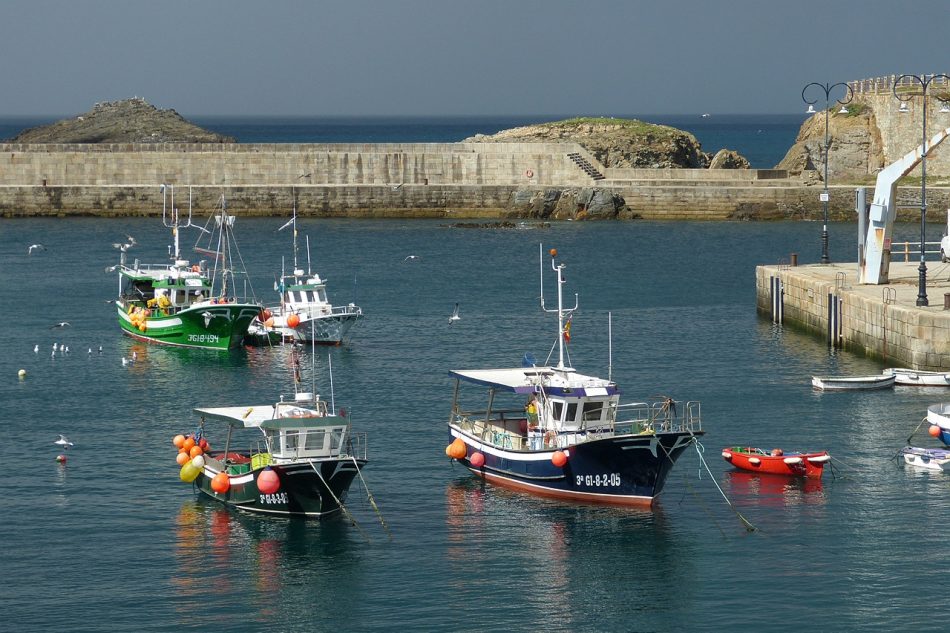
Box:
756 260 950 370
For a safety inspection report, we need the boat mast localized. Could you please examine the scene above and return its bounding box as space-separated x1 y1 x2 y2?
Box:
539 244 578 370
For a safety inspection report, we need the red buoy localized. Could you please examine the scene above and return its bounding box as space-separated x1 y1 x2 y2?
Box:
470 452 485 468
551 451 568 467
211 472 231 494
287 313 301 328
257 467 280 494
930 425 942 438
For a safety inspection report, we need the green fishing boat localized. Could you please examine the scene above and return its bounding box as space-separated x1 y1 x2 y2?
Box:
113 186 261 350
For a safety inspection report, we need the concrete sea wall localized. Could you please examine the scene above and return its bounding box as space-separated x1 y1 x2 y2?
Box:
0 141 945 219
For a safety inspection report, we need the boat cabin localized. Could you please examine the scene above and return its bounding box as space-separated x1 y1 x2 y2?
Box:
120 263 212 312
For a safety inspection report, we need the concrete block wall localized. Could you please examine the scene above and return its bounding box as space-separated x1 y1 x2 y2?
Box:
755 264 950 369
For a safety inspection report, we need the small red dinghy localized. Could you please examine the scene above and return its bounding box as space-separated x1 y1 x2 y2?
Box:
722 446 830 478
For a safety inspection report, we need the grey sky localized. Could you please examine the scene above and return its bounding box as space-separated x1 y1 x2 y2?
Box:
2 0 946 117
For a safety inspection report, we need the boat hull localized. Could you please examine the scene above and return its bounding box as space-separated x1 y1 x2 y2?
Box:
449 427 701 507
722 447 829 478
885 368 950 386
901 446 950 471
117 302 260 350
811 375 895 391
196 458 366 518
253 310 361 346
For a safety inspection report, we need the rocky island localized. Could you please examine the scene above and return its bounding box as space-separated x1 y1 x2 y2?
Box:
7 98 233 144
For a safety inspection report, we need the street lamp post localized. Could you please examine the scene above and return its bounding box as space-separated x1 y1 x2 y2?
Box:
802 82 853 264
893 73 950 307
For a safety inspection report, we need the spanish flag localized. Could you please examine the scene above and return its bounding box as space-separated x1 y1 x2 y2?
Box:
563 316 572 343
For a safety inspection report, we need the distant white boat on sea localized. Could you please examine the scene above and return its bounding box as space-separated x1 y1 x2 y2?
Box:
701 113 711 118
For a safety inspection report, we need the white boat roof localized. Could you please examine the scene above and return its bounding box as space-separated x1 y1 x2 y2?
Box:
194 403 341 429
449 367 617 396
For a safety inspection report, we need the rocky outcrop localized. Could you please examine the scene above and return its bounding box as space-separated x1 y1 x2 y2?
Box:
510 187 627 220
467 118 714 168
777 101 882 180
7 98 234 144
709 149 751 169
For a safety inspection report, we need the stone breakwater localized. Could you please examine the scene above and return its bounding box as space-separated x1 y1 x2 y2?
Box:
0 141 946 219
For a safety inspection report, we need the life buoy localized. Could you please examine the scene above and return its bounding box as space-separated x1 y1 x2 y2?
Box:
191 265 200 273
525 169 534 178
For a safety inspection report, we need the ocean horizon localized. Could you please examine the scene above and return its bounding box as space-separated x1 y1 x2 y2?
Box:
0 113 806 168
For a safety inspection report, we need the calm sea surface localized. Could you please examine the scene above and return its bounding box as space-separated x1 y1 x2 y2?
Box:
2 117 948 632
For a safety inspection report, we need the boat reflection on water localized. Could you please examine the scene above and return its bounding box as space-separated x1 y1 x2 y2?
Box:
171 499 359 627
724 470 825 507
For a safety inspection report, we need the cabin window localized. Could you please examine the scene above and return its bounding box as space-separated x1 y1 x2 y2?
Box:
284 430 299 452
305 429 327 451
551 401 577 422
330 429 344 451
317 289 327 303
582 401 606 422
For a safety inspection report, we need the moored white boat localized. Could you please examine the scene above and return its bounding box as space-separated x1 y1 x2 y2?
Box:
900 446 950 471
884 368 950 386
444 246 703 508
245 206 361 346
811 375 895 391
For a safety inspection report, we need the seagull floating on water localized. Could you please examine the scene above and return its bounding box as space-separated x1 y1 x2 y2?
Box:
403 255 421 262
34 344 39 353
28 243 46 255
449 303 461 325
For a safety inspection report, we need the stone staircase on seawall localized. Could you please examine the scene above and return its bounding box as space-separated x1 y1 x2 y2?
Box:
567 152 605 180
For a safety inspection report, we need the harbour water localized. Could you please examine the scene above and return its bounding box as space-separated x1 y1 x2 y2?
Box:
2 216 949 632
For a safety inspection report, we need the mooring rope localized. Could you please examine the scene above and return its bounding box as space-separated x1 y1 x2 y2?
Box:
351 456 392 540
693 440 758 533
309 461 368 540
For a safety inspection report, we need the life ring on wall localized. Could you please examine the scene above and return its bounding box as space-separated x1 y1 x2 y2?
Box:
525 169 534 178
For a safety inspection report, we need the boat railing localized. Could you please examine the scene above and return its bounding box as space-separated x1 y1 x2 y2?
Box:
346 432 368 461
614 400 702 434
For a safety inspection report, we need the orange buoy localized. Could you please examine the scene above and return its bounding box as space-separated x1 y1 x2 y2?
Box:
176 452 190 466
448 437 467 459
182 437 196 451
930 425 942 437
549 248 557 258
470 452 485 468
551 451 568 467
287 313 301 328
189 445 204 458
173 434 185 448
211 472 230 494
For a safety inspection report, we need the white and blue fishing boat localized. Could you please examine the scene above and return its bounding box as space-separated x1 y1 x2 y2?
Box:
445 246 703 507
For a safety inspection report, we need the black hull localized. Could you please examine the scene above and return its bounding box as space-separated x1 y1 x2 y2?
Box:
450 427 701 506
196 458 366 518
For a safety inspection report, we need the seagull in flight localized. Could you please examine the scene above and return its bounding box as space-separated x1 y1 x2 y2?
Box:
403 255 421 262
50 322 71 329
449 303 461 325
28 244 46 255
112 241 134 252
54 435 74 449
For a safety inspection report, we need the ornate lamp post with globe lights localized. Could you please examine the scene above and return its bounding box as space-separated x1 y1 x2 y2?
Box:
802 82 853 264
893 73 950 307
